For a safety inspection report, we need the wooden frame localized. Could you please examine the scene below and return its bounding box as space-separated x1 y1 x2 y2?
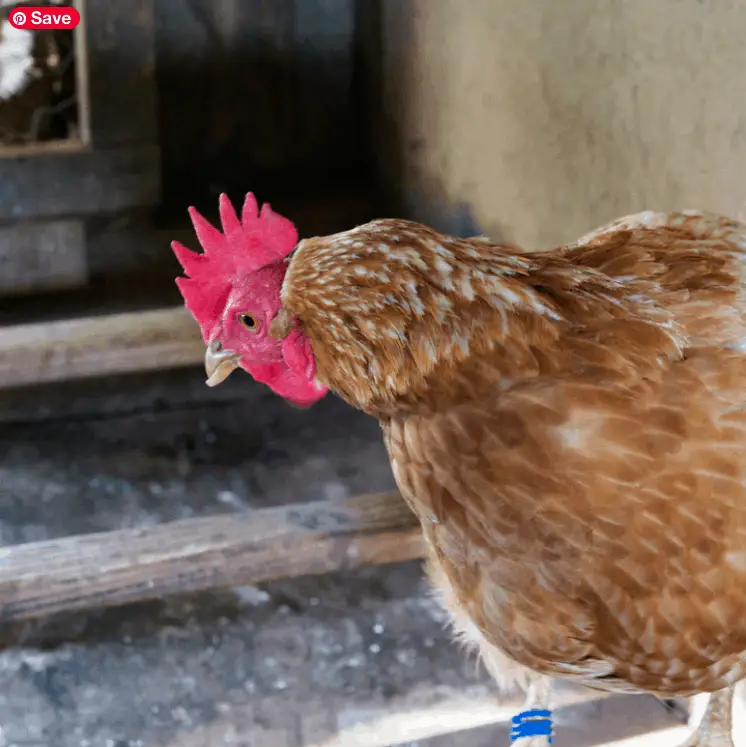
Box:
72 0 91 147
0 0 157 159
0 0 160 213
0 144 160 220
0 0 160 299
0 0 90 157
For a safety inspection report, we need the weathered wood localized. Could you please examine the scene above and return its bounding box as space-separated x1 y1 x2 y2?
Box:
0 138 86 159
0 491 422 622
0 219 87 297
84 0 158 146
323 686 670 747
0 145 160 219
394 691 685 747
0 306 203 388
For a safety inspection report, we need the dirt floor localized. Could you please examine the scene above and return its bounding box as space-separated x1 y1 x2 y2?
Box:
0 369 690 746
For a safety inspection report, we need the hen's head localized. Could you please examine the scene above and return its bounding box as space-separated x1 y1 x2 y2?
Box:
172 193 328 406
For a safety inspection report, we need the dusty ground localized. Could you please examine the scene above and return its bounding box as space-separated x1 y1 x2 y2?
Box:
0 369 686 746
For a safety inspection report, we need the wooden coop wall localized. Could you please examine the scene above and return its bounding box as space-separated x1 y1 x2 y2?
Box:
154 0 364 209
0 0 370 308
0 0 160 302
367 0 746 248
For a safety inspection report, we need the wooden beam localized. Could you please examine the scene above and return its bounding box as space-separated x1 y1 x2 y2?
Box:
377 690 684 747
0 306 203 388
322 684 638 747
0 145 160 219
0 491 422 622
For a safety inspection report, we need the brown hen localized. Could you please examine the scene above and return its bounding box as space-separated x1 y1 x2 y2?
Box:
272 210 746 747
176 202 746 746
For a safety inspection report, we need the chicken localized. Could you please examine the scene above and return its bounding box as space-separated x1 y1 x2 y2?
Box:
173 195 746 747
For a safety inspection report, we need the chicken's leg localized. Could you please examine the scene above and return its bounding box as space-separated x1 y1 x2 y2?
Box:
677 687 735 747
512 673 553 747
523 672 553 710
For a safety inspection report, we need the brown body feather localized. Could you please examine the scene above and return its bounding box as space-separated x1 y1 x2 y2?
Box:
281 210 746 698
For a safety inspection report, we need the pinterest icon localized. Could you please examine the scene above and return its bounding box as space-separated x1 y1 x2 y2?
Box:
8 6 80 29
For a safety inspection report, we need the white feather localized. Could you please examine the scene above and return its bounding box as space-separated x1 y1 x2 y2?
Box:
0 21 34 101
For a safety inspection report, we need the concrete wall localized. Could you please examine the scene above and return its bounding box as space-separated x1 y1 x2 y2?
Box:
372 0 746 248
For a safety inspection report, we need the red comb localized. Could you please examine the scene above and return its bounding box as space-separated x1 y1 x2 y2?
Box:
172 193 298 335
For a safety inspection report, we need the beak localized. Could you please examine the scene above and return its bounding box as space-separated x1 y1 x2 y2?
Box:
204 340 241 387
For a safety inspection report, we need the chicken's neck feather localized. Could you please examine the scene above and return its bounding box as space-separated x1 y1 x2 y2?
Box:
281 219 685 417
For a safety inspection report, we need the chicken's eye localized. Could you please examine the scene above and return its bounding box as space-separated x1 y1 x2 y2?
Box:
239 314 257 331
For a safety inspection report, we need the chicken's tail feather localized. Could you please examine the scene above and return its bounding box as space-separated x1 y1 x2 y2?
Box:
571 210 746 254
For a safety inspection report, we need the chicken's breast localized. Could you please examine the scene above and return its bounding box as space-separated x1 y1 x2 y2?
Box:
384 344 746 696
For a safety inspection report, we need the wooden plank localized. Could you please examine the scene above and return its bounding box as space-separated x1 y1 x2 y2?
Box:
0 306 203 388
166 680 627 747
0 491 422 622
0 139 87 160
84 0 158 146
0 144 160 219
0 219 87 297
323 686 643 747
403 692 683 747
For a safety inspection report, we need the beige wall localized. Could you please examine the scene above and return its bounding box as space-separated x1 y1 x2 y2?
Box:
374 0 746 249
